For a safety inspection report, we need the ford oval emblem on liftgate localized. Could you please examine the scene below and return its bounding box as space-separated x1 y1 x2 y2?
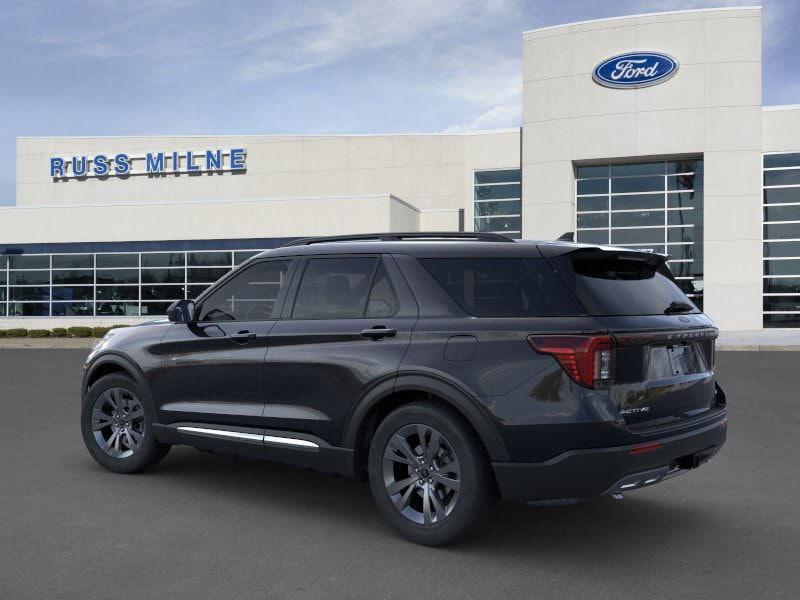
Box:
592 52 679 89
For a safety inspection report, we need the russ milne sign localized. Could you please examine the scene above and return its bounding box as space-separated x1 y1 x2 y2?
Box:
50 148 246 179
592 52 678 89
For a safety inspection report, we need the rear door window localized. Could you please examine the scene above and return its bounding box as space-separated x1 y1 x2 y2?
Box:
420 258 581 317
292 257 399 319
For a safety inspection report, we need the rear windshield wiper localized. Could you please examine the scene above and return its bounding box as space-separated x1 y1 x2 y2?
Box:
664 301 695 314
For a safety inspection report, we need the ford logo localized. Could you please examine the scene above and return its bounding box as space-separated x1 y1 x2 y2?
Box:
593 52 678 89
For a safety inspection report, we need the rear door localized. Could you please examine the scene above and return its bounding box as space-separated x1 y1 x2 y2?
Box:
262 254 417 444
545 246 719 429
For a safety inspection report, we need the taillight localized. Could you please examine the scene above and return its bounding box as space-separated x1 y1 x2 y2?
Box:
527 335 614 388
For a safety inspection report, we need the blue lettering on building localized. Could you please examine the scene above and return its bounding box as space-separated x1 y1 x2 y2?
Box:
49 148 247 179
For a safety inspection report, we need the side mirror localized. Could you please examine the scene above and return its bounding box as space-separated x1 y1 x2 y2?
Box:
167 299 196 324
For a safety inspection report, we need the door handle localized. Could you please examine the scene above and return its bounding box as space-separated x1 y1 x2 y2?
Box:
361 327 397 340
230 330 257 343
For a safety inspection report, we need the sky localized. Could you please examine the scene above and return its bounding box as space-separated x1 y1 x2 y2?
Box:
1 0 799 206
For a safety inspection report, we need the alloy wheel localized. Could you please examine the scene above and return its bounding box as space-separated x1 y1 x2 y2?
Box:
382 424 461 525
91 387 146 459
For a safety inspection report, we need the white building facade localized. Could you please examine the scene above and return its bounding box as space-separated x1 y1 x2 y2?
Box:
2 6 799 332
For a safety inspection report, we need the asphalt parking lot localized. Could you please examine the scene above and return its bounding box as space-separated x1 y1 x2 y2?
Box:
1 349 798 599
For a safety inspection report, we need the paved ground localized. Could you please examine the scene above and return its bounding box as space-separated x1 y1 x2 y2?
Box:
1 350 798 599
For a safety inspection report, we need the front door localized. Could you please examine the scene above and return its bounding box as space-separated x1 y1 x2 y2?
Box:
157 258 296 428
263 254 417 445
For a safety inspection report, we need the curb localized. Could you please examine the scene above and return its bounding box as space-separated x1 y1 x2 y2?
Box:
716 345 800 352
0 339 96 349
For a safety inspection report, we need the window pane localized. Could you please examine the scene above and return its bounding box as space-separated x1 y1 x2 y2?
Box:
474 170 520 184
577 196 608 212
141 302 171 316
10 287 50 301
577 179 608 195
421 258 557 317
764 314 800 328
764 153 800 168
764 170 800 187
141 252 185 267
764 223 800 240
763 188 800 204
188 251 231 267
667 261 694 277
611 194 663 210
577 213 608 228
668 209 701 226
764 205 800 222
0 304 5 316
667 244 695 260
234 251 261 265
611 176 663 194
96 286 138 301
96 269 138 284
8 302 49 316
611 228 664 244
667 174 699 191
667 227 695 243
764 259 800 276
611 211 664 228
667 191 702 209
187 285 211 299
200 259 292 321
576 165 608 178
365 263 399 318
141 285 184 301
474 183 521 200
52 254 93 269
187 267 231 283
0 271 5 285
9 271 50 285
763 296 800 312
52 302 94 316
52 270 92 284
291 258 374 320
763 278 800 294
0 288 5 301
142 268 184 284
473 216 520 233
611 162 664 177
764 241 800 258
97 302 139 316
9 255 48 269
667 160 702 174
96 254 138 268
576 230 608 244
52 286 93 301
474 200 521 217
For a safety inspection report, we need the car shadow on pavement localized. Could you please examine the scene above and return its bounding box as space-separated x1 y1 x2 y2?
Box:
135 445 731 561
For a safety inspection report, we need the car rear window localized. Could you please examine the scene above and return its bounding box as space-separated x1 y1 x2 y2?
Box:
420 258 583 318
562 251 696 316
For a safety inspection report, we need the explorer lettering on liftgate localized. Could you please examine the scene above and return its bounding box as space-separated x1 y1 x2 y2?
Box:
49 148 247 179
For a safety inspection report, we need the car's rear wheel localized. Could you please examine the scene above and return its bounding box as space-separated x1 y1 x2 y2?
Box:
368 401 497 545
81 373 170 473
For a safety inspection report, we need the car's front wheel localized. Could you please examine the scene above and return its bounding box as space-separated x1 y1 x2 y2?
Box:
368 401 497 545
80 373 170 473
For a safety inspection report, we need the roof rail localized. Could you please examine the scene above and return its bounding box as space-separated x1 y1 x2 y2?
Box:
281 232 516 247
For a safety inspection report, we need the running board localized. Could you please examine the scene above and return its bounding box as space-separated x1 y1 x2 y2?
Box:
157 422 355 478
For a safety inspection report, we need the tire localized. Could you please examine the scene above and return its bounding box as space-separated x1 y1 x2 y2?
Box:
368 401 497 546
81 373 170 474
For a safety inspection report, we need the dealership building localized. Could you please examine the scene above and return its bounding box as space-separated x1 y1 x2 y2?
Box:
1 5 799 332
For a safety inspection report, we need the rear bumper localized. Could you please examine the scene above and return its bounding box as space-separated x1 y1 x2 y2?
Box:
492 410 727 502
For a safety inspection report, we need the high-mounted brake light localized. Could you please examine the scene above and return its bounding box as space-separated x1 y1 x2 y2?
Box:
527 335 614 388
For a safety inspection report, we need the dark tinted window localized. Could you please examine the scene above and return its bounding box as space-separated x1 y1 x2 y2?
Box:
292 257 377 319
365 263 399 318
199 259 291 321
421 258 558 317
565 252 694 316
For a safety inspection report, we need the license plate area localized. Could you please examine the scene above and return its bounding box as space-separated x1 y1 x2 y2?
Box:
667 344 689 376
646 342 708 381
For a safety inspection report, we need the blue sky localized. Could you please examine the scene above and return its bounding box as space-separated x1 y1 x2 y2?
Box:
1 0 798 206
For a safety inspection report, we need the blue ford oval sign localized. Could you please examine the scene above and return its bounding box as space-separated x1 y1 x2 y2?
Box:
592 52 678 89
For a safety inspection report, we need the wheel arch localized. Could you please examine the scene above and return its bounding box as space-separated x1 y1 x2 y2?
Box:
343 373 510 477
83 352 148 397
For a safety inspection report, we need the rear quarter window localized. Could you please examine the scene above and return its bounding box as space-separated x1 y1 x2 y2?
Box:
419 258 583 317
